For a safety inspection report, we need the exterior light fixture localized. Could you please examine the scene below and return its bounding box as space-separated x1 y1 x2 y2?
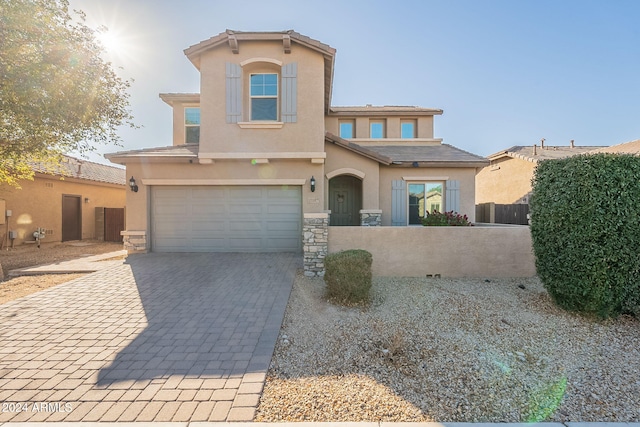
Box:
310 176 316 192
412 161 419 167
129 176 139 192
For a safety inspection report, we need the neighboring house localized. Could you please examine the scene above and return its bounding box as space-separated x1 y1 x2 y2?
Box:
476 140 606 206
106 29 488 275
0 156 126 247
588 138 640 154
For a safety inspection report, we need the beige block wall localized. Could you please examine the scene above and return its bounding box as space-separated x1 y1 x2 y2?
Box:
328 225 536 277
476 157 537 204
0 175 126 246
124 158 324 235
379 166 478 225
198 41 326 155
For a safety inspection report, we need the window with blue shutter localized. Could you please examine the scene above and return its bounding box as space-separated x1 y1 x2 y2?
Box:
445 180 460 213
225 62 242 123
391 180 407 226
281 62 297 123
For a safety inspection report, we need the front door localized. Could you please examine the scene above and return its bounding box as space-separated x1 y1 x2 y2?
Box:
329 175 362 226
62 195 82 241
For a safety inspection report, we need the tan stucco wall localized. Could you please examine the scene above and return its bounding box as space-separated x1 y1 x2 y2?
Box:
379 167 478 225
476 157 537 204
324 143 379 210
329 225 536 277
0 175 126 246
198 40 326 155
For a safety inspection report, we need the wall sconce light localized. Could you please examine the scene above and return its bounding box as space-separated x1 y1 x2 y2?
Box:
412 161 419 168
310 176 316 192
84 197 90 204
129 176 139 192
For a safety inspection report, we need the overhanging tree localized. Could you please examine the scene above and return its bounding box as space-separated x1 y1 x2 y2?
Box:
0 0 135 186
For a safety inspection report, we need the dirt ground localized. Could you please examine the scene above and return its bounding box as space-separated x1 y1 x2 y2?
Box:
0 240 124 304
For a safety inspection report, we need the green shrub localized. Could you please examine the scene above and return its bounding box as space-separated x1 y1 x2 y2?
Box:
421 210 472 226
530 153 640 318
324 249 373 304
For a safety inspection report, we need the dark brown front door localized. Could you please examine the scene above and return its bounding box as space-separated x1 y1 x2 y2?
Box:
62 195 82 241
104 208 125 242
329 175 362 226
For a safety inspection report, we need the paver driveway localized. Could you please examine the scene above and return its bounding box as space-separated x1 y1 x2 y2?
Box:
0 252 299 422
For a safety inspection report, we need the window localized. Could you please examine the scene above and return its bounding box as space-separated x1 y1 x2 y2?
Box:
250 73 278 120
339 120 355 138
370 120 385 138
408 182 443 225
185 107 200 144
401 120 416 138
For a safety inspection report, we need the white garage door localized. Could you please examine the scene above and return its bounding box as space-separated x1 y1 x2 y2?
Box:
151 186 302 252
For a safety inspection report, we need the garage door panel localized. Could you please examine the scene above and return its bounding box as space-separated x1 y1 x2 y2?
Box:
152 186 301 252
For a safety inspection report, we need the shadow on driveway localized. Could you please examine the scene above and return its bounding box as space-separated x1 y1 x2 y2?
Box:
97 252 299 385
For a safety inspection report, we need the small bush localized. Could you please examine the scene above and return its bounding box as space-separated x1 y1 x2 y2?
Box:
324 249 372 304
422 210 472 226
530 153 640 318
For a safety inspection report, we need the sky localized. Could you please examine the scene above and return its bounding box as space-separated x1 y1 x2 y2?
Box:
67 0 640 165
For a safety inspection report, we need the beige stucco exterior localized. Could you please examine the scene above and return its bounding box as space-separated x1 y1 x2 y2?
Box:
475 156 536 204
108 30 489 263
0 174 125 246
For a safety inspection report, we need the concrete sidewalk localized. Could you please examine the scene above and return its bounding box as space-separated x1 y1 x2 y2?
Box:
7 250 127 276
0 422 638 426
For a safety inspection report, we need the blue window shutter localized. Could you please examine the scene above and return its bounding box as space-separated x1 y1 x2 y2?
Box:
391 180 407 226
446 180 460 213
281 63 297 123
226 63 242 123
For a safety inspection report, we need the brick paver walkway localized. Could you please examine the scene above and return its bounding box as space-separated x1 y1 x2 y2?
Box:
0 252 298 422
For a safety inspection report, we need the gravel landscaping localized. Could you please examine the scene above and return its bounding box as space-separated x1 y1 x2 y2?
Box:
256 273 640 422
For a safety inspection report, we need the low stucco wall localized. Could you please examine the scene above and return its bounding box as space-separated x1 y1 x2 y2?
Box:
328 225 536 277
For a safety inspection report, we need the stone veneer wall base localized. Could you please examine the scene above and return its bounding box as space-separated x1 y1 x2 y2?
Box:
302 213 329 277
121 230 148 253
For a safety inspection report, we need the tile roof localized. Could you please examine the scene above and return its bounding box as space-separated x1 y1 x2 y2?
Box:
325 132 488 167
32 155 126 186
105 144 199 164
588 139 640 154
488 145 607 163
329 105 443 116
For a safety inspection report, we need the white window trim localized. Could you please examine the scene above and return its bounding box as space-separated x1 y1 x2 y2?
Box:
250 73 279 121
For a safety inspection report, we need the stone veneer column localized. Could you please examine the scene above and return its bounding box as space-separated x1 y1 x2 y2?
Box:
302 212 329 277
121 230 147 253
360 209 382 226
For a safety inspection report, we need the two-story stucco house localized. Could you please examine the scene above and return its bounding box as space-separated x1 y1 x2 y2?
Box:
107 29 488 276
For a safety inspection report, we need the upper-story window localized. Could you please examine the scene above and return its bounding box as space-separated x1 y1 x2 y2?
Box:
250 73 278 120
185 107 200 144
339 120 355 138
401 120 417 139
370 119 385 138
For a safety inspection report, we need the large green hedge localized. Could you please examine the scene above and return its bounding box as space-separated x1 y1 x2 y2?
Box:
530 153 640 318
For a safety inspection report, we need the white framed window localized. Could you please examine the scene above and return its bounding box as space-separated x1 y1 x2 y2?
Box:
185 107 200 144
250 73 278 120
370 119 385 138
401 119 416 138
339 120 355 138
408 182 443 225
